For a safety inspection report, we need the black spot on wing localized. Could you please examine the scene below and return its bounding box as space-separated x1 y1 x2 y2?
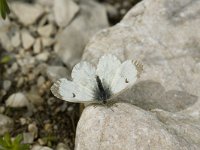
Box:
72 93 76 98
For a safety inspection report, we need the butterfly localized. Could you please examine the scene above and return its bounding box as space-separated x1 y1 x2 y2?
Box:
51 54 143 104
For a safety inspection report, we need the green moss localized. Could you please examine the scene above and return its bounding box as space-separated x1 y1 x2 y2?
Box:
0 133 29 150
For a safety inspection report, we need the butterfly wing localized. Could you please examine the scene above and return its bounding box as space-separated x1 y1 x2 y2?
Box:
71 61 96 91
51 78 94 103
96 54 121 86
110 60 142 97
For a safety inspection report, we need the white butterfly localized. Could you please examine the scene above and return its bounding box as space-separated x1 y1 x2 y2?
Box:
51 54 143 104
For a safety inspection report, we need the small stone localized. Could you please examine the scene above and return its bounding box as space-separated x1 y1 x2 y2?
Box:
0 19 14 51
20 117 27 125
26 93 44 105
3 80 11 91
46 66 70 82
17 77 24 88
41 37 54 47
33 38 42 54
28 123 38 138
40 147 53 150
10 62 18 73
21 30 35 50
31 145 53 150
23 132 34 144
38 24 56 37
38 138 46 146
44 123 52 132
11 32 21 48
56 143 70 150
28 73 35 81
36 52 49 62
11 2 44 26
6 92 29 108
37 76 45 88
67 106 73 112
47 97 56 106
0 106 5 114
54 0 79 27
0 114 13 136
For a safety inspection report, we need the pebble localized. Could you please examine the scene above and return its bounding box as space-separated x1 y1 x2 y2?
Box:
10 62 18 73
36 52 49 62
33 38 42 54
3 80 11 91
37 24 56 37
17 77 24 87
31 145 53 150
47 97 56 106
0 106 5 114
44 123 52 133
38 138 46 146
37 76 46 87
11 32 21 48
28 123 38 138
56 143 70 150
41 37 54 47
53 0 79 27
11 2 44 26
26 93 44 105
23 132 34 144
21 30 35 49
20 117 27 125
0 114 13 136
6 92 29 108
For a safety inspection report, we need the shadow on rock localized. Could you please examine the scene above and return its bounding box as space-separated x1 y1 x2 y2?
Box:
120 80 198 112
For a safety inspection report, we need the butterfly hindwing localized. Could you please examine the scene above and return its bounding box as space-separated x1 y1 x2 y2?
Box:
51 78 94 103
111 60 138 95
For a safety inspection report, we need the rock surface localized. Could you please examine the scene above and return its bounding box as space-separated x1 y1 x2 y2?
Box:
76 103 197 150
53 0 79 27
76 0 200 149
55 0 108 68
0 114 13 136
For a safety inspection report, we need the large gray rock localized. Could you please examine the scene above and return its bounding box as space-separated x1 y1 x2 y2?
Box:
82 0 200 113
76 0 200 149
55 0 108 68
76 103 198 150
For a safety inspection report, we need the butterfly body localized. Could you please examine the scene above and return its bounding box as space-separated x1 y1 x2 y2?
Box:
94 76 112 104
51 54 143 104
